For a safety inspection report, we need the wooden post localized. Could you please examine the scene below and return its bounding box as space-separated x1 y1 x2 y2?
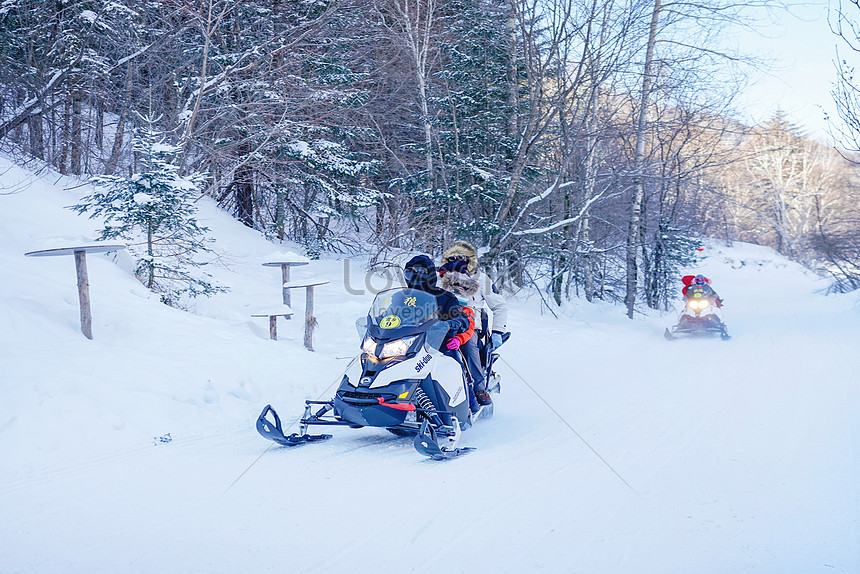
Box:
263 260 307 320
304 286 316 351
25 244 125 340
273 279 325 351
251 308 292 340
74 250 93 340
281 264 291 309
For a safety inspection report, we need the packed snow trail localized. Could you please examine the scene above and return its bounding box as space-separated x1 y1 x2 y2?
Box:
1 157 858 573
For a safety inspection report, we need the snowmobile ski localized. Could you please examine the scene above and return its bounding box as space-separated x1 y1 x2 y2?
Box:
413 420 475 460
256 404 332 447
472 402 494 420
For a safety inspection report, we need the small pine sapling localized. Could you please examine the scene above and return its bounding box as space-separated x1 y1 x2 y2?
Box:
72 116 225 306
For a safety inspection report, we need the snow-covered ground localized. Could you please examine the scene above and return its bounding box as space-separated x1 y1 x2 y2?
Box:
1 155 858 573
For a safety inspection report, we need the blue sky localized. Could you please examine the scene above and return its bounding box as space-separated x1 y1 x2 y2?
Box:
735 2 846 141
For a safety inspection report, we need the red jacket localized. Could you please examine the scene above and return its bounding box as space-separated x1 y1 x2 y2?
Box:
681 275 722 306
681 274 710 295
454 306 476 345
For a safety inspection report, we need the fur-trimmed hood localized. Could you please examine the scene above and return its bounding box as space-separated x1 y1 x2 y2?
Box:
441 270 480 299
441 240 479 275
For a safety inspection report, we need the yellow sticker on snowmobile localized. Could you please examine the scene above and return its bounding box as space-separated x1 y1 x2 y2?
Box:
380 315 401 329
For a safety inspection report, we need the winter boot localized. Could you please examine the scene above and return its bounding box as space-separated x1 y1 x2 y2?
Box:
475 388 493 406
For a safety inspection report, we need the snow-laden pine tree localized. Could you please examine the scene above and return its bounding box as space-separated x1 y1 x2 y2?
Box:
73 117 224 306
434 0 519 244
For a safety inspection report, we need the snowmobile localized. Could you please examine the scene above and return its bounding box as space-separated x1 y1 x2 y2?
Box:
665 284 730 341
256 287 506 460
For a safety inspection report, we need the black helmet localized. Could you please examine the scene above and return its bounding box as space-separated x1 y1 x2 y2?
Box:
404 255 438 290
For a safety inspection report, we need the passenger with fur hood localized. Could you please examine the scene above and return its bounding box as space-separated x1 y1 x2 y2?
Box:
438 259 487 405
439 241 510 406
440 240 509 349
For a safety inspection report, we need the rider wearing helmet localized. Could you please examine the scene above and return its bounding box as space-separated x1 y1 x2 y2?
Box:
681 274 723 307
403 255 472 349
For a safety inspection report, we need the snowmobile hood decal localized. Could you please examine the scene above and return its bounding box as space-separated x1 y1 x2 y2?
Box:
369 353 437 388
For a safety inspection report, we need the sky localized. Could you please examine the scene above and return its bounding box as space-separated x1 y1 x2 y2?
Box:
736 1 848 141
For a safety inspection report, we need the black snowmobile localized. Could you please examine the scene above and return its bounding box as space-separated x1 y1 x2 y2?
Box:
665 284 730 341
256 287 506 460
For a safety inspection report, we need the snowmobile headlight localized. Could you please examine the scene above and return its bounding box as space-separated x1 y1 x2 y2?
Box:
362 336 378 355
379 335 419 359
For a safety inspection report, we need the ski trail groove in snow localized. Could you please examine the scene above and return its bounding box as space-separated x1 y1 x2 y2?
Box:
499 355 639 495
223 355 358 492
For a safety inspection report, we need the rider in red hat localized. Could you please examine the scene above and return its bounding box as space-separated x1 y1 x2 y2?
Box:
681 274 723 307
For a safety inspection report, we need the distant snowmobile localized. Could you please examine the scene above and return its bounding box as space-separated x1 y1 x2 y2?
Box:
665 284 731 341
256 287 507 460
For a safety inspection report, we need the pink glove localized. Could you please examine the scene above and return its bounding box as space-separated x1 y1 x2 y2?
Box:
446 337 461 350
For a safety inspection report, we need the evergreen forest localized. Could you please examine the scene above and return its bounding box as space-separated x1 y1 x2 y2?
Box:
3 0 860 311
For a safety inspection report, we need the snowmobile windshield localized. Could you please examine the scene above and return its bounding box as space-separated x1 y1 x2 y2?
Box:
368 288 439 332
686 285 712 299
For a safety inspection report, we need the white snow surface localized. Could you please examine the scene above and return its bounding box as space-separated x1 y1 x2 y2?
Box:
1 155 859 573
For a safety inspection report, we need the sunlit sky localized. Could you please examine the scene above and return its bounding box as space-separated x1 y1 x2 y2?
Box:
735 2 847 142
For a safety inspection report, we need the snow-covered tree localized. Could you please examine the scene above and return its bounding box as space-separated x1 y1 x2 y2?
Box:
741 113 842 262
73 116 224 306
